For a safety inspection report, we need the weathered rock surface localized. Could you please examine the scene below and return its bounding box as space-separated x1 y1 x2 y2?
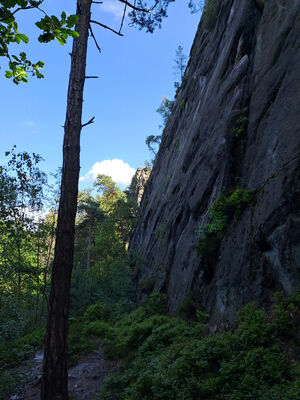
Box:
128 166 151 206
130 0 300 324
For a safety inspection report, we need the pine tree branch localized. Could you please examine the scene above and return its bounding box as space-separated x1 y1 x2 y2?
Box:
89 23 101 53
82 117 95 127
117 0 153 12
90 20 124 36
119 3 127 34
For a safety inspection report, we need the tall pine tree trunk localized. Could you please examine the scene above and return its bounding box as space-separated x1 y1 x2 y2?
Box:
41 1 92 398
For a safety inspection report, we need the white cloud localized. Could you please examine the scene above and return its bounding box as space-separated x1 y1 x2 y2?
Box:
80 159 135 186
99 0 126 19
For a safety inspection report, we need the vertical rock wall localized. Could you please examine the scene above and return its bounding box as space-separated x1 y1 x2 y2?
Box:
128 167 151 206
130 0 300 324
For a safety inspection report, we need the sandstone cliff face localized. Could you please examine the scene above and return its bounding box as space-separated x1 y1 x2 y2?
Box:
130 0 300 324
128 167 151 206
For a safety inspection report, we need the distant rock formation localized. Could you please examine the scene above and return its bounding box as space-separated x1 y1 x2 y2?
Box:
130 0 300 325
128 166 151 206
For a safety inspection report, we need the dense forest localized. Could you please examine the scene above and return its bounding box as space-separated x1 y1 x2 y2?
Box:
1 0 300 399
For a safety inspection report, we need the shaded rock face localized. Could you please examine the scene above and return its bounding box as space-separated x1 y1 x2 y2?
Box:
128 166 151 206
130 0 300 324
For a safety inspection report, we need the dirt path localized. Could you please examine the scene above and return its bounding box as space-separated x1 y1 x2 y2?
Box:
10 347 120 400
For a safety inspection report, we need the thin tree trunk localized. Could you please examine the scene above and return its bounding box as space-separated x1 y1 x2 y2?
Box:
41 1 92 398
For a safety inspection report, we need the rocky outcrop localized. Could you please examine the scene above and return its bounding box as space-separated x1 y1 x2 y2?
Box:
130 0 300 324
127 166 151 206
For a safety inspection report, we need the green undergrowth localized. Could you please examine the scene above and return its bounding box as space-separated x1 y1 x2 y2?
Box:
0 312 109 398
68 317 103 366
83 291 300 400
0 326 45 371
0 326 45 399
196 188 255 255
3 291 300 399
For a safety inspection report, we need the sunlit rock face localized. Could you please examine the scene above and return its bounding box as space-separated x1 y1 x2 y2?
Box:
129 0 300 324
128 166 151 206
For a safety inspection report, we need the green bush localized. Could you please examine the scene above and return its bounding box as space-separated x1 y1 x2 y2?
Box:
0 369 27 400
143 290 167 316
196 189 255 255
70 260 134 316
67 317 105 365
0 326 44 370
0 326 45 399
83 321 113 338
84 303 113 322
99 294 300 400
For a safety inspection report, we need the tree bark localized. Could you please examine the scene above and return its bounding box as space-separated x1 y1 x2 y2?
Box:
41 1 92 398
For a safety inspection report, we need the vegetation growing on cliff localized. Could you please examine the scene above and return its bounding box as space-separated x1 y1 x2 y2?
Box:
196 189 255 255
203 0 218 29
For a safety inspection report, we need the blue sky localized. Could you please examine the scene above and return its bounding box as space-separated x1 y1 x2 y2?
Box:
1 0 201 190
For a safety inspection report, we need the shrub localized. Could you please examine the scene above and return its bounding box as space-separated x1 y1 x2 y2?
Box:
0 326 44 370
84 303 112 322
68 317 103 364
196 189 255 255
143 290 167 316
99 296 300 400
83 321 113 338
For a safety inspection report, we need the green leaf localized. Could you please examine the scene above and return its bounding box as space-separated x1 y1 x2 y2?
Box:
29 1 42 6
17 0 28 7
55 35 65 46
17 33 29 43
5 70 13 78
35 20 46 30
38 32 55 43
51 15 60 27
68 30 79 38
66 15 78 28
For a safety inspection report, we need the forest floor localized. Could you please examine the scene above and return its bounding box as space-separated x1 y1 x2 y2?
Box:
10 347 120 400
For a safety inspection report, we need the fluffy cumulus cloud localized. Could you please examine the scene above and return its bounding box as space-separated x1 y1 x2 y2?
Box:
80 159 135 186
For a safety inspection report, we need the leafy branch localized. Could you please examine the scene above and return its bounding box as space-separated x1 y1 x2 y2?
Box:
0 1 78 83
